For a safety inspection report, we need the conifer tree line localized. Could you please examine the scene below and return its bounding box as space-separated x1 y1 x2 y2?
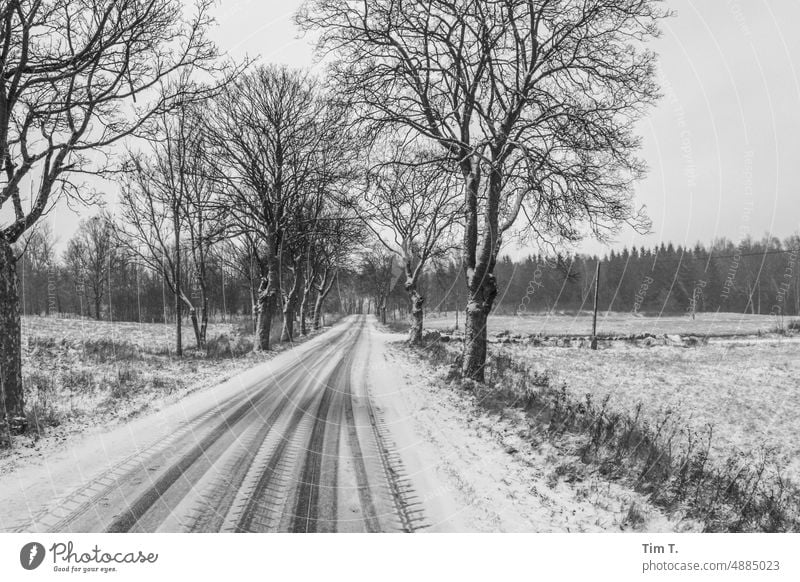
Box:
19 227 788 337
401 235 800 319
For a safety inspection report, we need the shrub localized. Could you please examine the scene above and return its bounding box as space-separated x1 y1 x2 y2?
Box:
81 339 142 362
108 365 143 400
24 371 63 434
60 369 95 392
204 333 254 358
205 334 233 358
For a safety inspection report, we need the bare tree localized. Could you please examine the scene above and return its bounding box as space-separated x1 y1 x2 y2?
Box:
206 65 328 351
0 0 220 441
362 144 461 343
300 0 663 381
179 106 225 348
360 243 402 325
64 211 119 321
16 221 57 315
217 232 263 331
117 100 223 353
309 210 364 331
288 99 362 339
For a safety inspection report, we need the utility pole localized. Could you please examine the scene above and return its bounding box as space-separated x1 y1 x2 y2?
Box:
591 260 600 350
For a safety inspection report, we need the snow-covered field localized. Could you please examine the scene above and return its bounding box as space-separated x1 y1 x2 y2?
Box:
21 315 251 353
1 316 322 476
497 339 800 481
381 335 689 532
423 311 789 337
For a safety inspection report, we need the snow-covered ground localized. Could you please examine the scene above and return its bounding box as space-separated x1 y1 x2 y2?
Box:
1 315 696 533
370 328 695 532
423 311 788 337
21 315 250 352
0 323 360 532
495 339 800 481
2 316 329 477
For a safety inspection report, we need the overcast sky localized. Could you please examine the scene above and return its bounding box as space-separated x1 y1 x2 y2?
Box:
40 0 800 257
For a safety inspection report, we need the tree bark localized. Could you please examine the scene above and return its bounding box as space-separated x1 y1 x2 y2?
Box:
188 306 202 349
460 160 500 382
255 277 274 350
299 290 310 335
194 258 209 349
281 308 295 342
312 292 325 330
255 237 280 351
200 296 208 348
408 286 424 344
312 269 336 330
174 221 183 357
249 271 258 334
463 300 488 379
281 265 302 342
299 274 314 336
0 237 26 445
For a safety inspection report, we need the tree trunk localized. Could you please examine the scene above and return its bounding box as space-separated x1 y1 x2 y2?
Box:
299 285 311 336
0 237 25 445
281 265 302 343
188 306 202 350
94 292 101 321
256 273 277 351
299 297 308 336
255 278 273 351
463 301 488 380
281 308 295 342
250 274 258 334
312 270 336 330
174 294 182 356
312 293 324 330
408 287 424 344
460 160 500 382
199 276 209 348
255 237 280 351
281 284 298 342
196 260 209 348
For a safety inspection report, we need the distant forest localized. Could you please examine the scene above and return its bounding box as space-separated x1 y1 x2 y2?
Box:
415 234 800 319
16 225 800 324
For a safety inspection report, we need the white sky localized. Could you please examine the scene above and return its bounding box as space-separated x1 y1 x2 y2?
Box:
38 0 800 257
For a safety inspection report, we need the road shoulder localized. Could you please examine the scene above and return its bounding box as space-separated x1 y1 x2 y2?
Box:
368 324 690 532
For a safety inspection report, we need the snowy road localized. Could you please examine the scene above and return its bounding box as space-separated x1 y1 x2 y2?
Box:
2 316 424 533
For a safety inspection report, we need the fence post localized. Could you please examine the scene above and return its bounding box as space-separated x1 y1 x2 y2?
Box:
591 261 600 350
